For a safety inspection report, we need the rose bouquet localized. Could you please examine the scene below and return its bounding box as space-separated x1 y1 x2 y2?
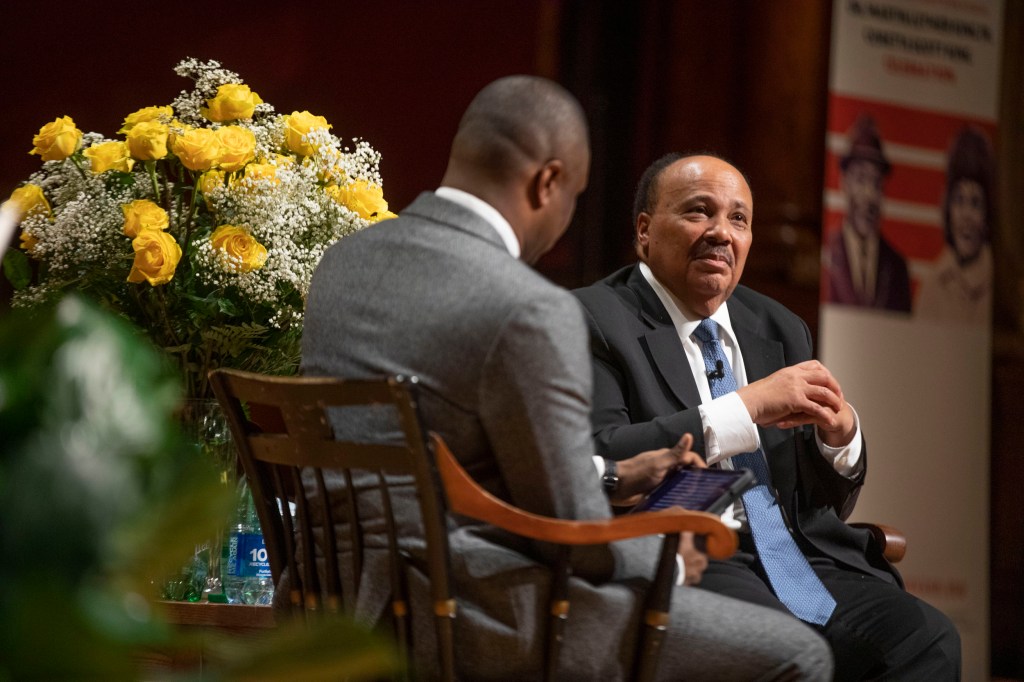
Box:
3 58 395 399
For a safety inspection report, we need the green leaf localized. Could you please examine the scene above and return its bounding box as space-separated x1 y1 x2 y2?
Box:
103 171 136 192
3 248 31 289
202 323 271 359
215 296 241 317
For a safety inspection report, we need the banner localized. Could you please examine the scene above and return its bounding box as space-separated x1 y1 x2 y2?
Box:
819 1 1003 679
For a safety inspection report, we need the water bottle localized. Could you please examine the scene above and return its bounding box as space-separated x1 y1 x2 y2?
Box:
223 479 274 605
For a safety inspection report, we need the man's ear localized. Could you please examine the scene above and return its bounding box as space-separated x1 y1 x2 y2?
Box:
635 212 651 258
528 159 563 209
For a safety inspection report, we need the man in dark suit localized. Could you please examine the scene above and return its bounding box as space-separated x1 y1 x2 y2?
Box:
823 114 912 311
303 82 833 679
573 153 960 680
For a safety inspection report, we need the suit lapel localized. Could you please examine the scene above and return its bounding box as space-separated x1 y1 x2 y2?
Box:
727 295 795 487
624 268 703 408
728 295 784 383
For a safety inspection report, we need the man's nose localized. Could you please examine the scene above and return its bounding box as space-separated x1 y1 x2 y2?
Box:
864 182 882 203
704 214 732 241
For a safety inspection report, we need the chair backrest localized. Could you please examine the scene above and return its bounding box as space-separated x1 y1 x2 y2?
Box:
211 368 740 682
209 368 456 680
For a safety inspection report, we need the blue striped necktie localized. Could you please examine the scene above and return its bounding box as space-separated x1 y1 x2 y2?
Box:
693 318 836 625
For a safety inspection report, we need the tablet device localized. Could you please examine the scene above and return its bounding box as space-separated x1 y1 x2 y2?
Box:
630 467 756 515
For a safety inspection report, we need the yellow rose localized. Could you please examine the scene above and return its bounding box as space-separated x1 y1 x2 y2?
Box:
122 199 169 238
83 141 135 174
19 229 39 256
3 184 51 221
198 169 225 209
167 119 192 149
283 111 331 156
241 162 280 185
314 147 348 185
29 116 82 161
202 84 263 122
172 128 221 171
326 180 392 221
210 225 268 273
127 229 181 286
126 120 169 161
118 105 173 134
271 153 296 167
216 126 256 172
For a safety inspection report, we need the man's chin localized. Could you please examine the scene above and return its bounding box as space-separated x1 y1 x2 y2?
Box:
687 276 735 310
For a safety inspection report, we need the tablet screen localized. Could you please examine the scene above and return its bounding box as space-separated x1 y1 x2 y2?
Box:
631 467 755 514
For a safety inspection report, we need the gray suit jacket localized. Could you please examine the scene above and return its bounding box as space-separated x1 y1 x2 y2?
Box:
300 192 662 678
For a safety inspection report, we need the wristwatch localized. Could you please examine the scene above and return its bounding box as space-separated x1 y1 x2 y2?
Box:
602 458 620 495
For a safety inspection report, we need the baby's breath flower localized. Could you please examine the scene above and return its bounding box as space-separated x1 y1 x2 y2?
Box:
6 58 389 399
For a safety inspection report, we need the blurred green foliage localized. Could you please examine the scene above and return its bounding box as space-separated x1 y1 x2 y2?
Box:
0 296 399 680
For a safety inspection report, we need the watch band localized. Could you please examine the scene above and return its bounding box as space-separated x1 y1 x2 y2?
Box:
602 458 620 495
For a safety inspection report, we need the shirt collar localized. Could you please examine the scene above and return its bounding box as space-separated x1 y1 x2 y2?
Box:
435 186 521 259
638 262 738 347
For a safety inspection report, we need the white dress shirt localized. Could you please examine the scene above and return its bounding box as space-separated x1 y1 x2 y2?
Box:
435 186 520 258
638 262 864 529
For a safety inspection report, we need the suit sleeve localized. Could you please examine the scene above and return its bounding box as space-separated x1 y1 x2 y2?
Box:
477 290 661 583
581 303 707 461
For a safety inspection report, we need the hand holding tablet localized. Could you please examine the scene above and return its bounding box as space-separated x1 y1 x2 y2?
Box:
630 466 756 515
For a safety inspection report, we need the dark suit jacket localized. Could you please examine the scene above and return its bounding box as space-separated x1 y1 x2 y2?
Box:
573 264 901 587
824 228 912 312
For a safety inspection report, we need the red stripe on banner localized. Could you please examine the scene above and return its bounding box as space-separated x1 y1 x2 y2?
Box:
825 152 946 205
827 94 998 148
823 210 946 262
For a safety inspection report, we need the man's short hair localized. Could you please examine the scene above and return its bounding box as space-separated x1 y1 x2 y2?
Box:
453 76 588 183
632 152 686 225
632 151 752 226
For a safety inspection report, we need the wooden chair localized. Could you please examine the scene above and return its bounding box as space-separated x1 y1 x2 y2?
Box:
851 522 907 563
209 368 737 682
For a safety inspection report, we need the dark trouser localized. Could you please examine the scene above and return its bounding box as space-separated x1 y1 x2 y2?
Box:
697 536 961 682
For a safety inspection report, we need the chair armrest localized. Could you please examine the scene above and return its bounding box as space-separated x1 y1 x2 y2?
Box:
429 433 737 560
849 522 907 563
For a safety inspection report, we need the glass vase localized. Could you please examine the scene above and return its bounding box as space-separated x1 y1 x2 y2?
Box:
173 398 236 601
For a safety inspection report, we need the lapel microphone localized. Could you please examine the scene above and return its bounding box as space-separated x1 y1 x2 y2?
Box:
706 360 725 380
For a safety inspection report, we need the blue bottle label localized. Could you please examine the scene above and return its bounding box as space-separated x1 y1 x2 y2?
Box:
227 532 271 579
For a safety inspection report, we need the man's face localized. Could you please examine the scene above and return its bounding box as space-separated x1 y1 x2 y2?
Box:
948 179 986 263
636 156 752 317
841 159 885 239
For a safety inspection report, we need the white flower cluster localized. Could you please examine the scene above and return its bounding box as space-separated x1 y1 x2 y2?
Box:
14 162 136 306
193 159 369 320
172 58 247 128
8 57 390 392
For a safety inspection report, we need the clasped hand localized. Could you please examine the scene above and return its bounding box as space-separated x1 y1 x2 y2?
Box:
737 360 856 446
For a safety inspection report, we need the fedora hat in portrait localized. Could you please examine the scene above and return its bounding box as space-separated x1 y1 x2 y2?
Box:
840 114 891 176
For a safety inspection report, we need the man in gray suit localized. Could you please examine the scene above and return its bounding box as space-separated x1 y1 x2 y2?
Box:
302 76 832 680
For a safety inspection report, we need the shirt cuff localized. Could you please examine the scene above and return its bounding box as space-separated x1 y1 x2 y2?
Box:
697 392 760 465
815 403 864 478
593 455 605 476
